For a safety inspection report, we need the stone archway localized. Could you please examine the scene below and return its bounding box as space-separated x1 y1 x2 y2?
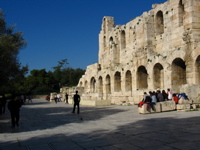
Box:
153 63 164 89
121 30 126 49
98 76 103 93
156 11 164 35
114 72 121 92
195 55 200 84
84 81 88 93
171 58 186 92
137 66 148 89
90 77 96 93
105 75 111 94
125 70 132 91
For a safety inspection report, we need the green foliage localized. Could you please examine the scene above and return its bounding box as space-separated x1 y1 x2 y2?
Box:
21 61 85 95
0 9 27 94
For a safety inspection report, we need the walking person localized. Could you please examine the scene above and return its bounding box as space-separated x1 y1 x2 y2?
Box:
72 91 81 114
57 93 61 102
7 95 22 128
28 95 33 103
1 94 7 114
65 93 68 104
54 93 57 104
0 94 7 115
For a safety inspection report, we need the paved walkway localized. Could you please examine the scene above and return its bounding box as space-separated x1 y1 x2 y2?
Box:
1 99 200 150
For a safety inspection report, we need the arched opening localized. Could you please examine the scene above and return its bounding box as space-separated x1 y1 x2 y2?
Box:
178 0 185 27
121 30 126 49
84 81 88 93
153 63 164 89
171 58 186 91
156 11 164 35
98 76 103 93
90 77 96 93
103 18 106 33
114 72 121 92
125 70 132 91
195 55 200 84
103 36 106 51
106 75 111 94
137 66 148 89
109 37 113 49
79 81 83 87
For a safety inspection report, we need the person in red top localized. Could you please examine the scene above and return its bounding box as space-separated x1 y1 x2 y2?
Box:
173 93 179 104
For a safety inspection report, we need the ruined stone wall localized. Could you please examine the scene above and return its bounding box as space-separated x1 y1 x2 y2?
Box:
77 0 200 104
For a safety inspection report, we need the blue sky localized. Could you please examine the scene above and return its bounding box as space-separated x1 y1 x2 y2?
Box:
1 0 166 71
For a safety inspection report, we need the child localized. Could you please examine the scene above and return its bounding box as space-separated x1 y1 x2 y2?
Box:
173 93 179 104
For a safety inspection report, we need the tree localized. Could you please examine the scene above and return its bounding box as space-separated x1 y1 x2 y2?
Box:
0 9 27 94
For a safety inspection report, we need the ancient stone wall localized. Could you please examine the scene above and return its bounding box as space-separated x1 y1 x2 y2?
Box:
77 0 200 104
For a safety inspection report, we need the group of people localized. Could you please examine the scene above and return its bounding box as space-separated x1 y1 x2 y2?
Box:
139 88 189 110
20 95 33 104
0 91 81 129
54 93 69 104
0 94 23 128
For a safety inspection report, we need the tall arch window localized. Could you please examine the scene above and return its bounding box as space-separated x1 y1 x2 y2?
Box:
195 56 200 84
106 75 111 94
84 81 88 93
125 70 132 91
178 0 185 26
103 36 106 51
114 72 121 92
137 66 148 89
121 30 126 49
109 37 114 50
98 76 103 93
156 11 164 35
90 77 96 93
153 63 164 89
171 58 186 92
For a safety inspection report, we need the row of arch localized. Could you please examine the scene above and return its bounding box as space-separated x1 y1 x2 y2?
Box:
103 0 185 51
80 56 200 94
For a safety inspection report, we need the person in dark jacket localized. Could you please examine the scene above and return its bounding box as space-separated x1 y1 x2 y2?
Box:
72 91 81 114
162 90 168 101
7 95 22 128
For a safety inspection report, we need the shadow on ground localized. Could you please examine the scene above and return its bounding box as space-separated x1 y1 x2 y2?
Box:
1 99 200 150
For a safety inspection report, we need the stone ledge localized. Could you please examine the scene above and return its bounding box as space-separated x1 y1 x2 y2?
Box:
176 104 191 110
138 101 176 114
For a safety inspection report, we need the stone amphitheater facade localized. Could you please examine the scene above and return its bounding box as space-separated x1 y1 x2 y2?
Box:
74 0 200 105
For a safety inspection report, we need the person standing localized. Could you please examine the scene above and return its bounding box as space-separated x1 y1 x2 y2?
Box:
54 94 57 103
65 93 68 104
7 95 22 128
1 94 7 114
157 90 164 102
72 91 81 114
28 95 33 103
57 93 61 102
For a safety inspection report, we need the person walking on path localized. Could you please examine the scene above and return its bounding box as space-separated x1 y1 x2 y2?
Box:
7 95 22 128
65 93 68 104
72 91 81 114
0 94 7 114
28 95 33 103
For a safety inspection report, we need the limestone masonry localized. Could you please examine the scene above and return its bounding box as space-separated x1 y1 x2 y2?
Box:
65 0 200 106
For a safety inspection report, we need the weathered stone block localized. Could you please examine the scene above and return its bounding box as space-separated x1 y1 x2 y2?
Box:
160 101 176 111
176 104 191 110
138 103 161 114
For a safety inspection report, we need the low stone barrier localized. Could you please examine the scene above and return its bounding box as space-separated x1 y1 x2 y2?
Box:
138 101 176 114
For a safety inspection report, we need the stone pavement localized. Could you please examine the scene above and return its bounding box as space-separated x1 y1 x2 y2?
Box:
1 99 200 150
